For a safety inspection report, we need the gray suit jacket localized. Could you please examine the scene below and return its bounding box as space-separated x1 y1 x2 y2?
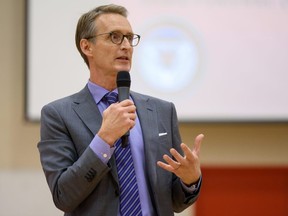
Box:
38 85 200 216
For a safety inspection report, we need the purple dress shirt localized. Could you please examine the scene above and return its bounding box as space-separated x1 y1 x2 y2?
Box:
87 81 155 216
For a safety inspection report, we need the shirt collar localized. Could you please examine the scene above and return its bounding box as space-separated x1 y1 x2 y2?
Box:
87 80 117 104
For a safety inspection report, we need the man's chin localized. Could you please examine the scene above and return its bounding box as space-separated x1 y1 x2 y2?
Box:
115 66 131 72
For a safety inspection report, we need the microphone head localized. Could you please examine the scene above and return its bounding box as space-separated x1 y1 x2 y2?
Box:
117 71 131 87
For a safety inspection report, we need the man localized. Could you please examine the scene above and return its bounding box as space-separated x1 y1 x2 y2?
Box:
38 4 204 216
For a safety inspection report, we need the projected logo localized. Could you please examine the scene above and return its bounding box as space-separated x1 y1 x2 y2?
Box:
135 22 202 93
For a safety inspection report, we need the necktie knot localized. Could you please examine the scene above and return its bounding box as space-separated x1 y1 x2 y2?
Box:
104 92 118 105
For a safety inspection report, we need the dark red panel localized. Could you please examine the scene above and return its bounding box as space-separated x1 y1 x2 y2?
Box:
195 167 288 216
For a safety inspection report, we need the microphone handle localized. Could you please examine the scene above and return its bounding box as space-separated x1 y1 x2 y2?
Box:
117 86 130 148
121 133 129 148
118 86 130 101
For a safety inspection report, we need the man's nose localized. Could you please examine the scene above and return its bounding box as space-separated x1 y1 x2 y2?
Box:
121 37 132 48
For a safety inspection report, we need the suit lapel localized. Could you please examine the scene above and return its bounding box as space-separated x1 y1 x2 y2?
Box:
71 86 102 136
131 92 160 188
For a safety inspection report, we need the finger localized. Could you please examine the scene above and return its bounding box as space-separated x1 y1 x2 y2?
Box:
127 112 136 120
128 118 136 130
119 99 134 107
180 143 194 161
193 134 204 156
126 105 136 113
180 134 204 161
157 160 180 173
157 161 173 172
162 154 181 169
170 148 185 164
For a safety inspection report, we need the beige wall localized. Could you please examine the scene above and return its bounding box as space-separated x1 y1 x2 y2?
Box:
0 0 287 215
0 0 40 169
1 0 287 170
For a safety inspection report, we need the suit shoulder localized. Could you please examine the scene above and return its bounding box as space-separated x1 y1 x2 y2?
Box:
42 86 89 110
131 91 173 105
43 93 74 110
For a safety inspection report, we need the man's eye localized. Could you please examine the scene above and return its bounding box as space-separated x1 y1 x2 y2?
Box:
111 33 122 41
126 35 134 42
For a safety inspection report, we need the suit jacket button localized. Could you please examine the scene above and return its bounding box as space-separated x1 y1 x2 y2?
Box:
85 168 96 182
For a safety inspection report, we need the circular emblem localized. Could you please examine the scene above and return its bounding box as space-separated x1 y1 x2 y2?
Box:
134 20 202 93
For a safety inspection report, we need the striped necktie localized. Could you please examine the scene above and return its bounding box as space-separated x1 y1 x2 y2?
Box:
104 92 142 216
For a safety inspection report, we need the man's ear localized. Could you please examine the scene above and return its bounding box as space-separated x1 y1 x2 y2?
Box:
80 39 93 56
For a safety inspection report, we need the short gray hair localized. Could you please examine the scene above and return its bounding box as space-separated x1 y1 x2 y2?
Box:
75 4 128 67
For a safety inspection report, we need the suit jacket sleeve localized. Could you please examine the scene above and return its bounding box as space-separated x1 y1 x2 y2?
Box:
37 94 116 214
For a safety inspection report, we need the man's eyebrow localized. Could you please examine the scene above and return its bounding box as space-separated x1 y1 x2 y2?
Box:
111 30 134 34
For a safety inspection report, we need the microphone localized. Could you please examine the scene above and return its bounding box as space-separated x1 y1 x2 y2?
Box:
117 71 131 148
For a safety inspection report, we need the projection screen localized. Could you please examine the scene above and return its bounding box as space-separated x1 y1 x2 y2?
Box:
26 0 288 121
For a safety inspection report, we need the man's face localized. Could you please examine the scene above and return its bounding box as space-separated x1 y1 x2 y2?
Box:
90 13 134 77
